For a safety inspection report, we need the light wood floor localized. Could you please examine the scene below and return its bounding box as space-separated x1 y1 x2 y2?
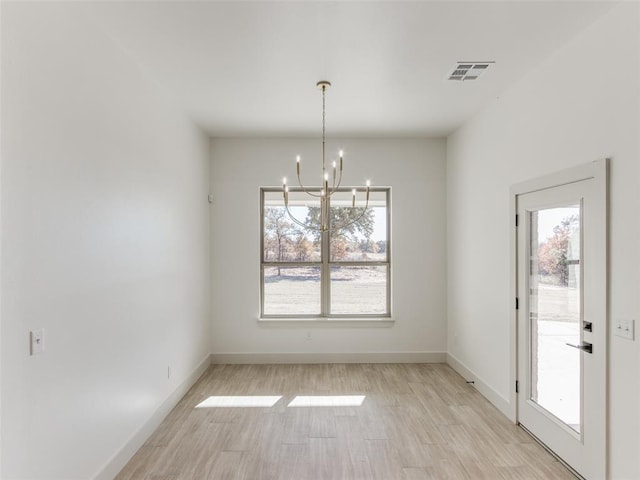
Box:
116 363 575 479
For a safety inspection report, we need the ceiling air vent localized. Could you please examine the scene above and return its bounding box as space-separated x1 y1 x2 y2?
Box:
448 61 494 81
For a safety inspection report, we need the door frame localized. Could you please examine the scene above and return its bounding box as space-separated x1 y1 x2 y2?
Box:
509 159 608 473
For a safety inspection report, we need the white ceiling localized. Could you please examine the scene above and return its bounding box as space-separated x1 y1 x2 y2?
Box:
87 1 615 137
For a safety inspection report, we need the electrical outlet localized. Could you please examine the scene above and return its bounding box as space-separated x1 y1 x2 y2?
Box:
30 329 45 355
305 331 312 341
614 319 634 340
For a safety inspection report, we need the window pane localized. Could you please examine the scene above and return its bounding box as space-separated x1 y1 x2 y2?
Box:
329 190 387 262
263 266 321 315
263 191 320 262
330 266 388 315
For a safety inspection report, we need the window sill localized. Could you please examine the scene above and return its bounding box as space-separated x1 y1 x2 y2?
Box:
258 317 395 327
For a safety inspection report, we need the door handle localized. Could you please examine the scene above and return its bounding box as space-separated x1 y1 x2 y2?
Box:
566 342 592 354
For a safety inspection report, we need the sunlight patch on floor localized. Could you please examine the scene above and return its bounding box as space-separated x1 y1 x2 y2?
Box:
195 396 282 408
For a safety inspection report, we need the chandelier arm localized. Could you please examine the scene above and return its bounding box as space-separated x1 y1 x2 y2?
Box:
329 168 344 195
295 171 323 198
330 167 343 192
327 194 371 232
284 203 323 232
283 190 371 233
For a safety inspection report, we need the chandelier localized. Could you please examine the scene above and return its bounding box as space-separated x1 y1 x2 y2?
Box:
282 81 370 232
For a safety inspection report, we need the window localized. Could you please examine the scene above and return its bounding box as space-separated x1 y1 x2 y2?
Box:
261 187 391 318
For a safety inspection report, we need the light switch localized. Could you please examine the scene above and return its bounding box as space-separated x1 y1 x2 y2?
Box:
614 319 634 340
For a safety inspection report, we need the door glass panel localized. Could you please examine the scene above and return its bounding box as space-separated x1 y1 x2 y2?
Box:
529 205 581 432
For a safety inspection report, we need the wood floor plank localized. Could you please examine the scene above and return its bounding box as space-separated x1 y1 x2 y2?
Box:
309 437 342 480
364 438 405 480
402 466 439 480
435 457 472 480
115 364 577 480
308 408 337 438
204 451 244 480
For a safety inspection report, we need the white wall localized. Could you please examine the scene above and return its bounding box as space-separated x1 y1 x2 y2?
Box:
447 3 639 479
210 138 446 360
1 3 211 479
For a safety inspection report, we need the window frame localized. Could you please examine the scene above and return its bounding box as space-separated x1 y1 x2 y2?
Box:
260 186 391 319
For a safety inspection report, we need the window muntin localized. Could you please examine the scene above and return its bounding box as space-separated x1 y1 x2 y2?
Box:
261 187 390 318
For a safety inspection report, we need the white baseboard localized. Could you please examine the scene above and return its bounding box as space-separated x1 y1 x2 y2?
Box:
446 352 514 420
93 355 211 480
210 351 446 364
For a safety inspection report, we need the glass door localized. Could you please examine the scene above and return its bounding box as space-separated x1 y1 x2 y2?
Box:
516 164 607 480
